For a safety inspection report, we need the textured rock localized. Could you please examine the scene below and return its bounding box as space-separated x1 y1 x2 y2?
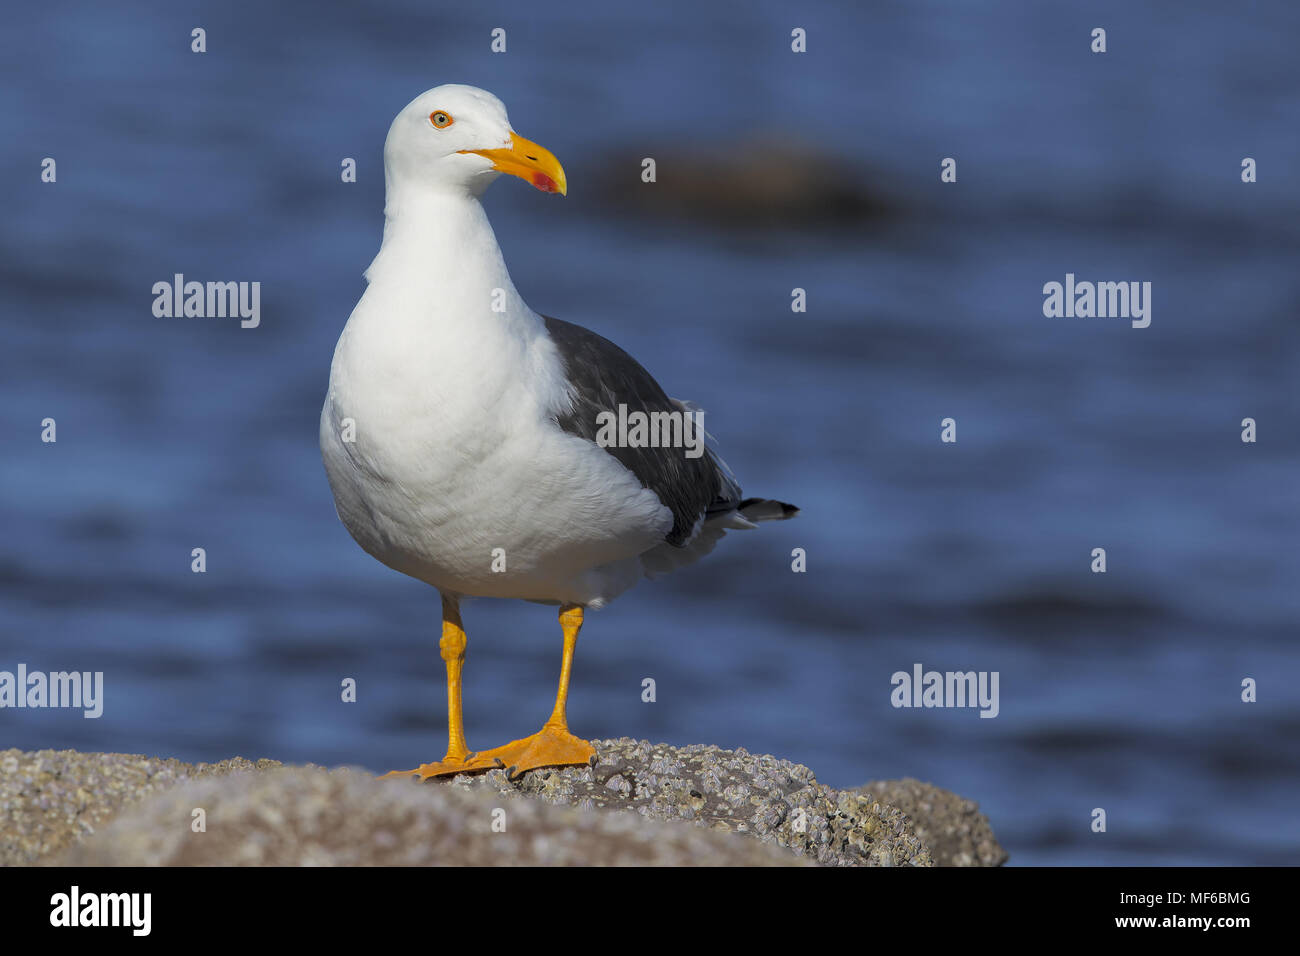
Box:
446 737 932 866
859 777 1008 867
54 766 804 866
0 748 283 866
2 742 1001 866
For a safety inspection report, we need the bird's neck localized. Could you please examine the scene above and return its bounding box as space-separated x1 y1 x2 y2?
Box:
364 185 535 330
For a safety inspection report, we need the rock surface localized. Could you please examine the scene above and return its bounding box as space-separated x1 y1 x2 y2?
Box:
0 749 280 867
53 766 804 867
859 777 1009 867
1 741 1004 866
444 738 932 866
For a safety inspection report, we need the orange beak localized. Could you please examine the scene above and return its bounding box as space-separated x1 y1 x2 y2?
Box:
459 131 567 195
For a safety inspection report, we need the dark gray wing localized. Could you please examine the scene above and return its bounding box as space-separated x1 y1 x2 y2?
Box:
543 315 739 546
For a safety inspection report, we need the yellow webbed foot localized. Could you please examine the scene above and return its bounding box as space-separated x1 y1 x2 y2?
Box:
472 723 596 780
378 750 506 781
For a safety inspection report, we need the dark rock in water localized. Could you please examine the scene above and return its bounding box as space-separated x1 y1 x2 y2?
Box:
859 777 1008 867
4 742 1003 866
593 139 895 229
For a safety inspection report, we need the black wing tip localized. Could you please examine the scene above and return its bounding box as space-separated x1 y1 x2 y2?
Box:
737 497 800 521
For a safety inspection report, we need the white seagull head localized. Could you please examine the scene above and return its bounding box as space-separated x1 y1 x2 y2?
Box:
383 84 567 199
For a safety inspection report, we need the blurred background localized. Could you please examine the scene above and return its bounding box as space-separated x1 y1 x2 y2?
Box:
2 0 1298 865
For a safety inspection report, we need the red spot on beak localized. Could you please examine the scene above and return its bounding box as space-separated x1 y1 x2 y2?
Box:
532 171 559 193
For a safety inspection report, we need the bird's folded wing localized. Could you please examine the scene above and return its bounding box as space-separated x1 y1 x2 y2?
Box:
542 315 739 546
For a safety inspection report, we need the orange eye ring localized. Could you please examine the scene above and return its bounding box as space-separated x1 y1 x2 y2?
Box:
429 110 454 129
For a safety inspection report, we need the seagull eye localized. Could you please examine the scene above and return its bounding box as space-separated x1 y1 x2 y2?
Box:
429 111 453 129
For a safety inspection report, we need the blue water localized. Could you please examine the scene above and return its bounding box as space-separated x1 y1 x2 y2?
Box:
2 0 1298 865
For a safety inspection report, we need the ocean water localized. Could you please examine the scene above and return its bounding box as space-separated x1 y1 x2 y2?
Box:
2 0 1297 865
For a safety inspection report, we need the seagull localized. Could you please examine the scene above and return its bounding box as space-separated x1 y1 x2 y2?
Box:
320 85 798 781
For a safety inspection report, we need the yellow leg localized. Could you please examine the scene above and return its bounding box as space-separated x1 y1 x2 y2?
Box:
548 604 582 729
472 603 597 779
380 594 505 780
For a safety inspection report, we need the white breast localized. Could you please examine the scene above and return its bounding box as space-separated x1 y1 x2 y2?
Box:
319 192 670 606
